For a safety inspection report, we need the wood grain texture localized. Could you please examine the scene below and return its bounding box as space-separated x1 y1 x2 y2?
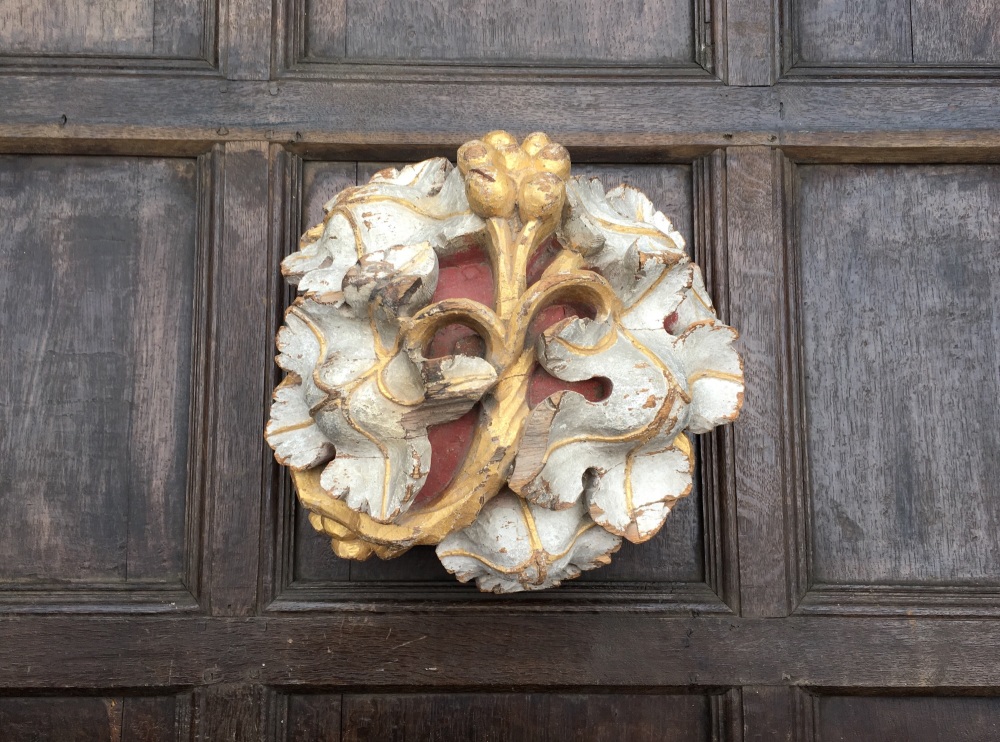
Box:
2 0 1000 729
0 695 182 741
0 155 197 585
285 693 341 742
193 685 262 741
912 0 1000 65
0 0 206 58
726 0 776 84
8 78 1000 147
203 143 270 615
7 614 1000 688
742 686 795 742
301 0 693 64
797 165 1000 586
225 0 271 78
815 695 1000 741
726 147 792 616
339 693 711 741
793 0 912 64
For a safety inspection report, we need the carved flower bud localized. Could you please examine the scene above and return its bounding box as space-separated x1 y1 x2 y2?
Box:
465 164 516 218
494 143 531 173
482 130 519 149
519 171 565 223
521 132 552 157
457 140 494 177
534 143 572 181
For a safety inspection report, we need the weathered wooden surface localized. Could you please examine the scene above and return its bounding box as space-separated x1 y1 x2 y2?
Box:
814 695 1000 740
0 155 197 585
2 0 1000 736
0 0 206 58
300 0 693 65
793 0 1000 66
798 164 1000 586
338 693 711 741
0 695 183 741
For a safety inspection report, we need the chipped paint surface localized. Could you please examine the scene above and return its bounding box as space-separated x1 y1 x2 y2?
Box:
266 132 744 591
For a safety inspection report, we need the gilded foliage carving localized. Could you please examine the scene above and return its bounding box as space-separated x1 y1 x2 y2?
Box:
267 132 744 591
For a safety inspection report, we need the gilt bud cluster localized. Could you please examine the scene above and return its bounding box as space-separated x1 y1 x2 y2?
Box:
457 130 572 222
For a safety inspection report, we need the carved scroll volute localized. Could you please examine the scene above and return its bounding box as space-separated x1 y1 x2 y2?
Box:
266 131 744 592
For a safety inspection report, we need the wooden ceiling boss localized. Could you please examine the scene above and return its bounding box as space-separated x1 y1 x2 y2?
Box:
266 131 744 592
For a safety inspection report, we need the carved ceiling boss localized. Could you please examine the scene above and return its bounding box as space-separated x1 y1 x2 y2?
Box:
266 132 744 592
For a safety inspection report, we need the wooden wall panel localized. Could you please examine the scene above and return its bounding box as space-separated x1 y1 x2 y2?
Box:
911 0 1000 65
0 155 198 587
284 159 707 589
792 0 1000 66
793 0 911 64
285 693 341 742
796 164 1000 586
0 0 207 59
335 693 711 741
0 695 184 741
813 695 1000 741
299 0 694 65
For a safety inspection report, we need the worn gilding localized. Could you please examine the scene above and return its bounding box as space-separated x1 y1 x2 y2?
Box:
266 132 744 592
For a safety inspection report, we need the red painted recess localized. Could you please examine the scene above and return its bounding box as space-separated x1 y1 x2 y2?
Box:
414 243 610 507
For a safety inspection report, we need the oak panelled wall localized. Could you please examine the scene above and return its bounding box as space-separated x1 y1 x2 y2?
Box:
796 165 1000 587
789 0 1000 69
0 695 189 741
283 692 722 741
0 155 207 610
2 0 1000 738
809 695 1000 741
0 0 216 69
298 0 695 64
277 0 715 74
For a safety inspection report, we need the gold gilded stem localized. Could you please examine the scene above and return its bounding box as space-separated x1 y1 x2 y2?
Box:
293 135 577 556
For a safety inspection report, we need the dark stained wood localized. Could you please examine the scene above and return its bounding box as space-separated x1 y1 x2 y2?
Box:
7 615 1000 688
285 693 341 742
0 0 208 59
797 583 1000 618
796 164 1000 586
0 697 121 741
0 155 197 586
292 499 351 584
301 0 693 65
122 695 186 742
202 142 271 616
2 0 1000 736
742 686 795 742
193 685 263 741
339 693 711 741
0 695 182 741
579 493 703 583
814 695 1000 741
911 0 1000 65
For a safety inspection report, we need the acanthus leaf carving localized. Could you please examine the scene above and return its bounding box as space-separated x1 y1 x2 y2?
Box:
267 132 744 590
